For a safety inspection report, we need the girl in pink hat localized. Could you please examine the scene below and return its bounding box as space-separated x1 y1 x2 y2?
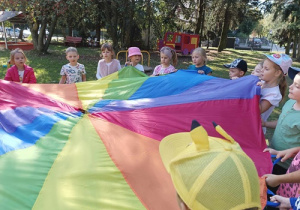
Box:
152 46 177 76
125 47 144 72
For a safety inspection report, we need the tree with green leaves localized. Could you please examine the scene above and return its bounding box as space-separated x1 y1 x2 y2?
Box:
1 0 98 53
269 0 300 60
217 0 262 52
1 0 65 53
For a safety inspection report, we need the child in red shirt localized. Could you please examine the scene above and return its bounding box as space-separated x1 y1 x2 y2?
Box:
4 48 36 83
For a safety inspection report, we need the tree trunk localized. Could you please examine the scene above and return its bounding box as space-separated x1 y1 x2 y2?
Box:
111 1 119 50
28 13 58 54
37 19 47 52
195 0 204 45
146 0 151 50
207 36 209 49
293 33 298 58
18 27 24 40
43 14 58 53
68 27 72 36
298 0 300 61
195 0 203 33
285 31 291 55
297 32 300 61
218 3 231 52
104 0 119 51
29 20 40 51
96 22 101 43
120 19 125 48
124 0 135 48
199 0 206 46
121 1 128 48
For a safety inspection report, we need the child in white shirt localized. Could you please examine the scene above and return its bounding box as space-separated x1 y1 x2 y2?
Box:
96 43 121 79
260 54 292 134
59 47 86 84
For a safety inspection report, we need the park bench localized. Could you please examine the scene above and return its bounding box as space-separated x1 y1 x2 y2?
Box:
64 36 82 47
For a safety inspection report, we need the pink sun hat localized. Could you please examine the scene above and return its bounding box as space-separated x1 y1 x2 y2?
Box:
128 47 142 57
264 53 292 74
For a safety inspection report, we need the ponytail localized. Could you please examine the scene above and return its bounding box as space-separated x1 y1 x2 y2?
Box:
171 49 178 66
278 73 287 103
266 58 287 103
160 46 178 66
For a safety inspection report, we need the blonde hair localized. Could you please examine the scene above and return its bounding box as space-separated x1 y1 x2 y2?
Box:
256 61 263 69
10 48 27 65
266 58 287 102
66 47 78 55
160 46 178 66
192 47 207 65
101 43 115 59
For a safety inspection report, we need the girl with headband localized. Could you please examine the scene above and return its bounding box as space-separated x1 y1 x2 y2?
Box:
152 46 178 76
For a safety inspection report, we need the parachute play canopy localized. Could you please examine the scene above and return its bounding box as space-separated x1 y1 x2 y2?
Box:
0 67 272 210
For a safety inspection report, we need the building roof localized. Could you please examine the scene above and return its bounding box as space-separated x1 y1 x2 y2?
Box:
0 11 26 23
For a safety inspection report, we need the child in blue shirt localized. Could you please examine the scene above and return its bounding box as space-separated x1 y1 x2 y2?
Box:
188 47 212 75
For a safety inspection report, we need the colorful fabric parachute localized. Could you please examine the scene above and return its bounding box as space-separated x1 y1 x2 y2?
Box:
0 67 272 210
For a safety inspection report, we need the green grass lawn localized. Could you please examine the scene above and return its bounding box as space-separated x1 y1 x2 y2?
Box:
1 44 299 140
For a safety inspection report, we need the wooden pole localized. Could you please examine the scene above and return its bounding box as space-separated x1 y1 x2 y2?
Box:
13 23 17 43
2 22 8 49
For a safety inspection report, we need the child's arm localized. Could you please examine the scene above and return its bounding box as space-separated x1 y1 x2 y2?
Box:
264 147 300 162
125 61 132 66
204 67 213 76
117 61 122 70
263 170 300 187
257 81 263 86
262 120 277 129
82 74 86 82
270 195 291 209
59 66 67 83
282 170 300 183
59 75 67 84
4 68 13 81
96 61 102 79
151 66 159 76
278 147 300 162
260 99 272 114
29 71 37 83
81 65 86 82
